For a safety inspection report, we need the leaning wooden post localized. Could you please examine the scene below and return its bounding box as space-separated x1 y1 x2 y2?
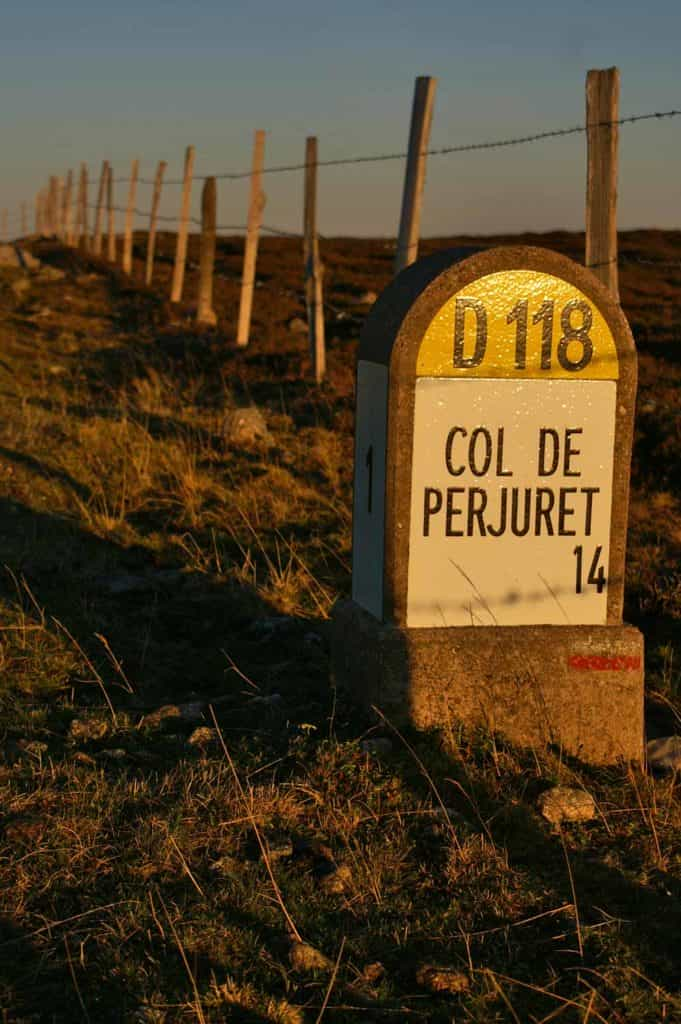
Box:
63 170 74 245
303 136 326 382
170 145 195 302
145 159 167 286
196 177 217 326
394 76 437 276
236 129 266 347
93 161 108 256
122 158 139 275
586 67 620 300
106 164 116 262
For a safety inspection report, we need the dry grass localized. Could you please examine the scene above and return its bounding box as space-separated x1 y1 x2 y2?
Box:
0 232 679 1021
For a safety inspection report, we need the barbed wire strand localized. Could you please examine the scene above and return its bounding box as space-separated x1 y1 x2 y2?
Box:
105 109 681 186
16 107 681 243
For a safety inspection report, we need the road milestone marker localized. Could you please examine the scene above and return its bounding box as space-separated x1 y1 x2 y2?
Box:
331 246 644 764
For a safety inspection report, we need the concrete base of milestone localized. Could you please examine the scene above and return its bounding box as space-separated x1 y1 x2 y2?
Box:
331 600 644 765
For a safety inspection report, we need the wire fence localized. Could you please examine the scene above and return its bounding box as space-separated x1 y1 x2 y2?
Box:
5 70 681 382
105 109 681 187
8 103 680 247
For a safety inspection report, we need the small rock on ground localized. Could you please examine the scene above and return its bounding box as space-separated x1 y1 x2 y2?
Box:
537 785 596 824
222 406 271 446
140 702 205 729
320 864 352 895
140 705 182 729
0 244 20 267
69 718 110 742
289 942 333 972
647 736 681 772
349 289 378 306
416 964 470 994
360 962 385 985
287 316 307 335
37 265 66 282
10 277 31 298
187 726 216 748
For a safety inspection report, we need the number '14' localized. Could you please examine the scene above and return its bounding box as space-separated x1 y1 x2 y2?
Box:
573 545 607 594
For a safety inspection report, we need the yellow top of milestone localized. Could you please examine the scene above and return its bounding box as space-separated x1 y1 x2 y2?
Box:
416 269 619 380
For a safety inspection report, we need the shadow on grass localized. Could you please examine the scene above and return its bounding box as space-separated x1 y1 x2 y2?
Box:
0 494 326 713
0 912 138 1024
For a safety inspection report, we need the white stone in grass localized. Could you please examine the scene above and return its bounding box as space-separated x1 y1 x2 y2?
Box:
349 290 378 307
289 942 333 972
647 736 681 772
287 316 307 335
187 726 216 747
222 406 271 446
537 786 596 824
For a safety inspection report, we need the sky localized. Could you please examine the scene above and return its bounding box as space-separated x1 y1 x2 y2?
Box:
1 0 680 238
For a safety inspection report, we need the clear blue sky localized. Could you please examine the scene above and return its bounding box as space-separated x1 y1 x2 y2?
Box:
1 1 679 237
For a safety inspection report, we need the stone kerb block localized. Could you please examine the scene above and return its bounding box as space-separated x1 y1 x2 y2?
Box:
331 246 644 764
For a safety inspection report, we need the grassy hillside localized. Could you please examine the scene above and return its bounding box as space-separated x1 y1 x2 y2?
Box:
0 230 679 1022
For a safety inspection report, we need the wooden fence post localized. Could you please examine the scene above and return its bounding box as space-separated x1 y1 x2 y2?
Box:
197 177 217 326
48 178 55 236
75 164 89 250
586 66 619 299
63 170 74 245
48 176 59 237
122 158 139 275
394 76 437 276
55 177 64 238
145 159 167 286
170 145 195 302
93 161 108 256
35 192 41 235
236 129 266 347
303 136 326 382
43 185 48 236
106 164 116 262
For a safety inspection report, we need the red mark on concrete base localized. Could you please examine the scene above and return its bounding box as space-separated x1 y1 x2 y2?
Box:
569 654 641 672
